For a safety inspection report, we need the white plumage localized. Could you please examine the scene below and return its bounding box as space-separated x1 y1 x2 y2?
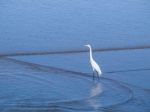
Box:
85 44 102 79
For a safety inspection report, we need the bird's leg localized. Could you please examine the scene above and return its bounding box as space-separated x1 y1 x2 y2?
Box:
96 71 100 80
92 71 95 80
98 74 100 80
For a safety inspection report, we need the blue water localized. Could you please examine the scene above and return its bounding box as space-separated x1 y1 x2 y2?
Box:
0 0 150 112
0 0 150 54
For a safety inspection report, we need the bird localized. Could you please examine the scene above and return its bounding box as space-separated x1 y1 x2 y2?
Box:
85 44 102 80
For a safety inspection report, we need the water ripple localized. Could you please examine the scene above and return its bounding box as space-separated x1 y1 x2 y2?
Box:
0 57 134 111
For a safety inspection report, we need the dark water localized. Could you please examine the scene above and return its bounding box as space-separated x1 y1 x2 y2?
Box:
0 0 150 112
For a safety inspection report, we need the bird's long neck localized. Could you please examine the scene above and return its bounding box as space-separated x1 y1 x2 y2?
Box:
89 46 93 61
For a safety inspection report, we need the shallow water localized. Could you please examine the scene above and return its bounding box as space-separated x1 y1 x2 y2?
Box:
0 50 150 111
0 57 149 112
0 0 150 111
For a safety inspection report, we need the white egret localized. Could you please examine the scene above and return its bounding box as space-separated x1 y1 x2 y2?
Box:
85 44 102 80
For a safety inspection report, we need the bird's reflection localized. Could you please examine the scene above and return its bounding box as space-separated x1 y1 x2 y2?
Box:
88 82 103 110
